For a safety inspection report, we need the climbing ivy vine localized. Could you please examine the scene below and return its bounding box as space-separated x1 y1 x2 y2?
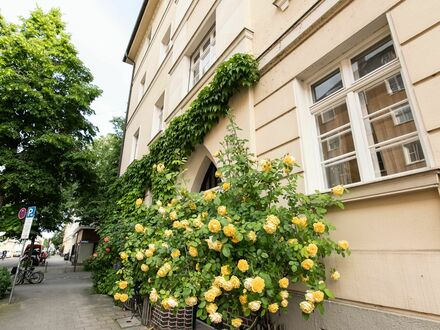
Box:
114 53 260 204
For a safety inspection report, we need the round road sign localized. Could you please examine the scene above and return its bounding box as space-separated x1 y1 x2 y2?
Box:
18 208 27 220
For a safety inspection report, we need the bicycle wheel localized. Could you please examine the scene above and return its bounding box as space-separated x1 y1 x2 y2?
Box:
28 271 44 284
13 271 24 285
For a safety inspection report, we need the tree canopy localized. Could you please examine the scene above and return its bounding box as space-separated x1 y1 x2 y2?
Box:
0 8 101 236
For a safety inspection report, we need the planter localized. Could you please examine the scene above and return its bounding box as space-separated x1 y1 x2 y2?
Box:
142 298 195 330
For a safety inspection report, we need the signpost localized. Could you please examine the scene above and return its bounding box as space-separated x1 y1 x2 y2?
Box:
9 206 37 304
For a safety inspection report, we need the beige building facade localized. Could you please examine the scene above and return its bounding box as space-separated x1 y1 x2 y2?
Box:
120 0 440 328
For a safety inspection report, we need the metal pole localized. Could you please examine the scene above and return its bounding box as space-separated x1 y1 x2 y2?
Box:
73 232 79 272
8 240 26 304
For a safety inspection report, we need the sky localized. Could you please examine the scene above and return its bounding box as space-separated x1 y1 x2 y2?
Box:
0 0 144 136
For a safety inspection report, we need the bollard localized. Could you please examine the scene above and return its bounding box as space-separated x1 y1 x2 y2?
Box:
44 261 48 273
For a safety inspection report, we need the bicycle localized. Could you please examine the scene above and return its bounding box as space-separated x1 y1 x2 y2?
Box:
11 266 44 285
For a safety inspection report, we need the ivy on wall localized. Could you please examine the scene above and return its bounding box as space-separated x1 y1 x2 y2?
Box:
114 53 260 203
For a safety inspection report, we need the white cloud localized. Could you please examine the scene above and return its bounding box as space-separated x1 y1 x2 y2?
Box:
0 0 143 136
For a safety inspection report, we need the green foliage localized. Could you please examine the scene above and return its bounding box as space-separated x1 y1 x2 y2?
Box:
113 53 260 205
110 119 349 327
0 266 11 298
0 8 101 236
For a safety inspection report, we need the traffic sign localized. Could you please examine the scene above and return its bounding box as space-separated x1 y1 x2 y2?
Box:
21 206 37 240
18 208 26 220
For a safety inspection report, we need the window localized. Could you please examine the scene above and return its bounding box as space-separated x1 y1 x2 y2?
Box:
152 93 164 139
138 73 146 103
190 26 216 87
403 141 424 165
302 35 427 190
199 162 219 192
161 26 171 59
130 129 139 162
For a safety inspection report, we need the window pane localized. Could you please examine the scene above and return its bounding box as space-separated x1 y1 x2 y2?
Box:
351 36 396 79
324 159 360 187
360 74 416 144
372 140 425 177
311 70 343 102
320 131 355 161
316 102 350 134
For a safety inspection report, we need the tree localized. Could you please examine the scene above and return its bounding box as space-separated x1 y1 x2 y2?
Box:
0 8 101 237
71 117 124 226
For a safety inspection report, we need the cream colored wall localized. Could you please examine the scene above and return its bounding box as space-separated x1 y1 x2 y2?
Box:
325 189 440 315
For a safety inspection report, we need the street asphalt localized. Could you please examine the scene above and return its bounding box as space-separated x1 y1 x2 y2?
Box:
0 255 147 330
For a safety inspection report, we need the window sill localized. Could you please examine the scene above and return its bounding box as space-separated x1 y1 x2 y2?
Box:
337 168 439 203
148 130 163 147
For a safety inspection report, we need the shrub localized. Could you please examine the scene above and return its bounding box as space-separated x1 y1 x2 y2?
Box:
113 119 350 328
0 266 11 298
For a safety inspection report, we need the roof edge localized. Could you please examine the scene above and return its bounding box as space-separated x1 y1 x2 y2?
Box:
123 0 149 63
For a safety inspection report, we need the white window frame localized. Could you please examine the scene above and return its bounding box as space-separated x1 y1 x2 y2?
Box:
295 28 431 193
130 129 140 163
151 93 165 140
189 25 216 88
402 140 425 166
391 103 413 126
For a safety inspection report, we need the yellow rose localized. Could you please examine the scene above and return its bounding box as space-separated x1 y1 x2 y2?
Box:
306 243 318 257
231 235 241 244
145 249 154 258
161 298 171 310
202 211 208 218
215 170 222 178
283 154 296 166
301 259 314 270
149 289 158 302
189 246 198 257
250 276 265 293
313 221 326 234
237 259 249 272
141 264 149 272
189 201 197 210
164 229 173 237
239 294 247 305
221 265 232 276
222 182 231 191
230 275 240 289
331 270 341 281
312 291 324 303
114 292 121 301
208 219 222 233
222 281 233 291
217 205 227 216
119 293 129 303
172 220 182 229
288 238 298 245
192 217 204 228
331 184 345 196
181 220 190 228
171 249 181 259
206 303 218 314
204 290 217 302
247 231 256 242
231 318 243 328
263 222 277 234
211 286 222 297
120 252 128 260
134 223 144 233
148 244 156 252
135 251 144 261
279 277 289 289
169 211 178 221
266 215 280 226
299 301 314 314
281 299 289 308
248 300 262 312
280 290 289 300
259 159 272 172
156 163 165 173
223 224 236 237
135 198 143 207
185 296 198 306
203 190 216 202
209 312 222 324
292 216 307 229
338 240 349 250
268 303 279 313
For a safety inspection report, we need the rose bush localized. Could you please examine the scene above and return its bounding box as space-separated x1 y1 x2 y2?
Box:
111 119 350 328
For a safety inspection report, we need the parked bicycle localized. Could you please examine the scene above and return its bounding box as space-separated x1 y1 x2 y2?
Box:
122 283 143 319
10 266 44 285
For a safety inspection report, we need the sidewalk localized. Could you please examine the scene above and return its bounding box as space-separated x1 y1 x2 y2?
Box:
0 256 146 330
